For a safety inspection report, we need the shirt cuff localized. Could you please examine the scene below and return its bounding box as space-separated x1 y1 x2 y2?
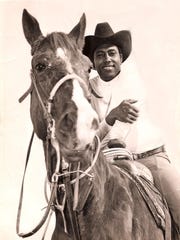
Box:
96 119 112 140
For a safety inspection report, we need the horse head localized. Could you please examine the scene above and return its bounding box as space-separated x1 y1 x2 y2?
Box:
22 9 99 165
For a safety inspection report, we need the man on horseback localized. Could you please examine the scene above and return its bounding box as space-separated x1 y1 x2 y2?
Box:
83 22 180 234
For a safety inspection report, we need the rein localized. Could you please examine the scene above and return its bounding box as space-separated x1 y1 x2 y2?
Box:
17 72 101 239
16 131 58 238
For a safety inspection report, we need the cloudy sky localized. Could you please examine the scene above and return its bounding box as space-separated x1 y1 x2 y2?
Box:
0 0 180 239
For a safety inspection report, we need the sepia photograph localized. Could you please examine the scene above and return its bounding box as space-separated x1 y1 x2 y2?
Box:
0 0 180 239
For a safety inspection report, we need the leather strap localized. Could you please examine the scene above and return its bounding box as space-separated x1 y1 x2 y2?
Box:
63 174 81 240
133 145 165 160
16 131 57 238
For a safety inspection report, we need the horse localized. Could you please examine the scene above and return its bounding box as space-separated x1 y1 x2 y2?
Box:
17 9 174 240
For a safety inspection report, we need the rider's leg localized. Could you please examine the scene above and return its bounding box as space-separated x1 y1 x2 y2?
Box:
137 151 180 232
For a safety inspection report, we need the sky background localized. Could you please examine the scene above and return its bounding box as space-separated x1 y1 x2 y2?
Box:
0 0 180 239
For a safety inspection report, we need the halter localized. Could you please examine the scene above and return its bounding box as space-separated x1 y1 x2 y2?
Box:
16 72 101 239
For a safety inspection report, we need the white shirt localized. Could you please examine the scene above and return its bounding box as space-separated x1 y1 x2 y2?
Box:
89 67 163 153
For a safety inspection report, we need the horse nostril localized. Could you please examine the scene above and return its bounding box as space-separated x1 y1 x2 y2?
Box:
60 112 74 131
91 118 99 130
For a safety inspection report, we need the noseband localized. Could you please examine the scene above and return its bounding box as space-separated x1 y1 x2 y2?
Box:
16 72 100 239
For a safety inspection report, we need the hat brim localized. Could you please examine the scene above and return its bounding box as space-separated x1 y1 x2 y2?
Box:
83 30 132 63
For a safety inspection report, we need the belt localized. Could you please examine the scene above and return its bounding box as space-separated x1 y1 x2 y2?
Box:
133 145 165 160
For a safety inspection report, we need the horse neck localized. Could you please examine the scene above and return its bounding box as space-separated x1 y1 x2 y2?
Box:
91 151 112 198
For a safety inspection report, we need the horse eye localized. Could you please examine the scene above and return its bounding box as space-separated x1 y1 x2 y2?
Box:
35 63 47 72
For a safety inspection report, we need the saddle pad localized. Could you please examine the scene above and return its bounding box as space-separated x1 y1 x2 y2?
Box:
103 148 153 182
103 148 133 162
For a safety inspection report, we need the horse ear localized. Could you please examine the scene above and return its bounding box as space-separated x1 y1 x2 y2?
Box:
22 9 43 46
68 13 86 50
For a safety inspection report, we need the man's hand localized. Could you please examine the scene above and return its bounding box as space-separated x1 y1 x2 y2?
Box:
105 99 139 126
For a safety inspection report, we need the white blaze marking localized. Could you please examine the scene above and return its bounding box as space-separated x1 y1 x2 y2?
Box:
72 80 98 148
56 47 73 73
56 47 66 59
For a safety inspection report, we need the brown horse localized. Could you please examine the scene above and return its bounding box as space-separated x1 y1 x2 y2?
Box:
19 9 173 240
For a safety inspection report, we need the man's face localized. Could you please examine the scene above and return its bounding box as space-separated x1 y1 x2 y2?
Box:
93 44 123 81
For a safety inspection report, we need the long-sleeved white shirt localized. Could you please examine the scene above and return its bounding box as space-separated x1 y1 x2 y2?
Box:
89 67 163 154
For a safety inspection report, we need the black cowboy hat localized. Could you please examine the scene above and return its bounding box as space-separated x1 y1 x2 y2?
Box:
83 22 132 63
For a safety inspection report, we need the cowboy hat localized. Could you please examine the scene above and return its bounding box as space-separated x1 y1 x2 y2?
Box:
83 22 132 62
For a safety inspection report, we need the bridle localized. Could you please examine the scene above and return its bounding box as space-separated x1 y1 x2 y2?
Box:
16 72 101 239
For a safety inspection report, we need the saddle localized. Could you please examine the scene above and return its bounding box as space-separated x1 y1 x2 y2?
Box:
103 139 171 237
